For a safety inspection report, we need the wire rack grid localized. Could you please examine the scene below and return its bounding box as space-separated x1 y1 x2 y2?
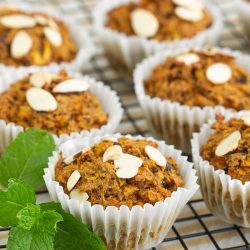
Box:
0 0 250 249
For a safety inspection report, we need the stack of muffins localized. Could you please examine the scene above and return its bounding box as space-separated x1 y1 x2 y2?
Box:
0 0 249 250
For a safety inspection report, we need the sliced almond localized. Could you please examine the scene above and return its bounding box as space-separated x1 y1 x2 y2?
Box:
47 18 59 29
63 151 81 165
70 189 89 202
206 63 232 84
29 72 59 88
215 130 241 157
67 170 81 191
34 15 48 25
53 79 89 93
145 145 166 167
173 0 204 11
175 7 203 22
10 31 32 58
131 8 159 37
0 14 36 28
116 164 139 179
241 116 250 126
176 53 200 65
103 145 123 162
101 137 118 143
43 27 62 47
63 147 90 165
114 153 143 170
26 87 57 112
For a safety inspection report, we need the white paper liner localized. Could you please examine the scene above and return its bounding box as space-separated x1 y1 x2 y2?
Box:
191 111 250 227
43 133 198 249
93 0 223 73
0 66 123 153
0 3 96 73
236 0 250 39
134 46 250 154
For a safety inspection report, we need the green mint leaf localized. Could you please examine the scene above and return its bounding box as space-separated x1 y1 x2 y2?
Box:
40 203 106 250
0 129 55 190
8 204 63 250
0 179 35 227
17 204 40 230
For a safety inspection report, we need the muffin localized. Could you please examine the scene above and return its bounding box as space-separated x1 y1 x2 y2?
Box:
134 47 250 153
44 134 198 249
191 112 250 227
0 68 123 152
236 0 250 39
0 5 95 72
93 0 222 74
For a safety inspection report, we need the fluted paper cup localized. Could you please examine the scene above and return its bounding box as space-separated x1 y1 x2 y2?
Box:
134 46 250 154
236 0 250 39
0 66 123 152
0 3 96 73
93 0 223 74
191 111 250 227
43 133 198 250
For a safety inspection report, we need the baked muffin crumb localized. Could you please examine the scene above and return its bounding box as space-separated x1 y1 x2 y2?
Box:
201 115 250 183
144 50 250 110
55 137 183 207
0 70 108 135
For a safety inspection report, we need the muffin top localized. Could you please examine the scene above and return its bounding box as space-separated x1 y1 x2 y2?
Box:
0 70 108 135
0 7 77 66
105 0 212 41
201 114 250 183
55 137 183 207
144 50 250 110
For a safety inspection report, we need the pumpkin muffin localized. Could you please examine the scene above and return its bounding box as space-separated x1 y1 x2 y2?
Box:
55 137 183 207
0 70 108 135
0 7 77 66
144 50 250 110
135 48 250 153
201 115 250 183
191 113 250 227
45 134 197 249
106 0 213 41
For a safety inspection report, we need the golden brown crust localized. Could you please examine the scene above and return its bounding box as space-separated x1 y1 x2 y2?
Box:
0 8 77 66
105 0 213 41
201 116 250 183
55 137 183 207
144 51 250 110
0 70 108 135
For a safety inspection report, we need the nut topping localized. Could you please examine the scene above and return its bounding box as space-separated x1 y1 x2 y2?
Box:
145 145 167 167
70 189 89 202
215 130 241 157
206 63 232 84
131 8 159 37
53 79 90 93
175 7 203 22
43 27 62 47
26 87 57 112
114 153 143 179
67 170 81 191
11 31 32 58
176 53 200 65
103 145 123 162
241 116 250 126
0 14 36 28
29 72 59 88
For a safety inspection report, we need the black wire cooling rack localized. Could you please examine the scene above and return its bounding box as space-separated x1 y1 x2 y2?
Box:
0 0 250 249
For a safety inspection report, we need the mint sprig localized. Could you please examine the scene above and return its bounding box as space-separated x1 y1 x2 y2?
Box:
0 179 35 227
41 203 106 250
0 179 106 250
0 129 55 190
8 204 63 250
